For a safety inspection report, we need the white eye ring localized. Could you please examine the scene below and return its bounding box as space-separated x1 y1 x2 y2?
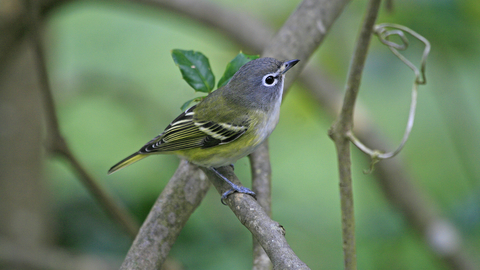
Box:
262 74 278 87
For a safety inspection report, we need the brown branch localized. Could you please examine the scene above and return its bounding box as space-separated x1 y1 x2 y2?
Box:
249 142 273 270
120 160 210 270
129 0 272 53
25 0 140 238
328 0 382 269
0 0 71 70
57 147 140 237
202 166 310 270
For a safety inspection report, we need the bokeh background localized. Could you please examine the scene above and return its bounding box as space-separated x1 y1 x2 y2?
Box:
3 0 480 269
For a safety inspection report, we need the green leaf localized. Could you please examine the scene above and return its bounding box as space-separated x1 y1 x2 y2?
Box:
172 49 215 93
180 96 206 111
217 52 260 88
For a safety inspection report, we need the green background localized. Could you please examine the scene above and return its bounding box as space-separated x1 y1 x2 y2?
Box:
43 0 480 269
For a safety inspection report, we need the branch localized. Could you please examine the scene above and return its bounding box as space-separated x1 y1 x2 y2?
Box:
120 160 210 270
328 0 382 269
133 0 349 89
202 166 310 270
249 142 273 270
129 0 272 53
57 147 140 237
25 0 140 238
0 0 71 70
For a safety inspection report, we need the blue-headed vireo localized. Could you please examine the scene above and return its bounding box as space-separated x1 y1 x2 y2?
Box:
109 57 299 203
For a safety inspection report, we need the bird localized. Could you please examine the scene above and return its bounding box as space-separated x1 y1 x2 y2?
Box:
108 57 299 203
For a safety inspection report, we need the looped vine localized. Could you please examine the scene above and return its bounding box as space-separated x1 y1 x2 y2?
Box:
374 23 430 85
348 23 431 171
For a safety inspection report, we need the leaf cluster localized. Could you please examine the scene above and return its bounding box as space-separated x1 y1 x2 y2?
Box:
171 49 259 110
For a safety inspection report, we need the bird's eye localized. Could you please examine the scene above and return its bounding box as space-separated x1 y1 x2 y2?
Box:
265 76 275 84
263 75 277 86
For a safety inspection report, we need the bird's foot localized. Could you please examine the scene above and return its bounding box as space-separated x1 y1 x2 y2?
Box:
210 167 256 205
220 185 256 205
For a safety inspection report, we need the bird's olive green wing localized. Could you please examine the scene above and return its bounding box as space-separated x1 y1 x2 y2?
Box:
138 105 249 153
194 120 248 148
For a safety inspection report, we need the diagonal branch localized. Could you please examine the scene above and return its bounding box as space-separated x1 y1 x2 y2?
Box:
120 160 210 270
203 166 310 270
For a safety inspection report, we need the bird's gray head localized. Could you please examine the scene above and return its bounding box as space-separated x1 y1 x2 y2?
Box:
225 57 299 110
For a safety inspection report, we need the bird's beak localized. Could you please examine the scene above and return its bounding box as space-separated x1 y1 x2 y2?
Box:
281 59 300 74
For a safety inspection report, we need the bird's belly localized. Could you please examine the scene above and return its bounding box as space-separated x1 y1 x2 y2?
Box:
177 140 259 168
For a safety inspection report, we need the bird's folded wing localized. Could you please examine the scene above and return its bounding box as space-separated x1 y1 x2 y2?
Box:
139 105 249 153
195 121 248 148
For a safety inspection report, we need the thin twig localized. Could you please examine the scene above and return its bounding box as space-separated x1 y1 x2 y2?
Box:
328 0 382 269
25 0 139 238
58 147 140 238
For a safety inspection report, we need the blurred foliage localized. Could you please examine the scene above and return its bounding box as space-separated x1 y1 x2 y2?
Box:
43 0 480 269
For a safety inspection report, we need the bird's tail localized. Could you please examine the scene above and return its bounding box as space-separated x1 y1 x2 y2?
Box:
108 152 148 174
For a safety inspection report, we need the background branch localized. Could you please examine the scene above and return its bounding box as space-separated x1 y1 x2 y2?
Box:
26 0 140 238
130 0 271 52
0 237 120 270
0 0 71 70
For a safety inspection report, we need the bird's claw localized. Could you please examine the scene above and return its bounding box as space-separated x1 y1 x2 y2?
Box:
220 187 256 205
